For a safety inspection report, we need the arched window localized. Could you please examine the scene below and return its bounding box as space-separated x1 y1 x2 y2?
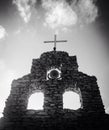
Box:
27 92 44 110
63 91 81 110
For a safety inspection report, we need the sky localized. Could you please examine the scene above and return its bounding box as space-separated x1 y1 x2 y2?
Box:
0 0 109 116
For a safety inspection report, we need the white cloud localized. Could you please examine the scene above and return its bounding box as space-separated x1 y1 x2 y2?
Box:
0 26 7 40
42 0 98 32
13 0 37 23
74 0 98 24
43 0 77 29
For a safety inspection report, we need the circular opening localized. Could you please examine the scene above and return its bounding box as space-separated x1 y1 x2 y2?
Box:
49 70 59 79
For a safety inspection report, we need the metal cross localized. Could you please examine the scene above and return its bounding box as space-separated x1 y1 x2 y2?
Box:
44 34 67 51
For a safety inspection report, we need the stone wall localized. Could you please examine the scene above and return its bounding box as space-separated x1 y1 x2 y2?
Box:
0 51 107 130
3 51 105 120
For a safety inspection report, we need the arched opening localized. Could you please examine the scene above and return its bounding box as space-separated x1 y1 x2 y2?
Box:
63 91 81 110
27 92 44 110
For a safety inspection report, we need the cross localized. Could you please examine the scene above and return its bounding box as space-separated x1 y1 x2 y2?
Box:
44 34 67 51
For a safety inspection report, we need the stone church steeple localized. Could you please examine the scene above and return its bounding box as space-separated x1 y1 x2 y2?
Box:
0 49 108 130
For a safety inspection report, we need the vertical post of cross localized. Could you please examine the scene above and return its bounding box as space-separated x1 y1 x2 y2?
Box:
54 34 56 51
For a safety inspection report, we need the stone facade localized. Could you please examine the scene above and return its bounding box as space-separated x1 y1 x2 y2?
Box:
0 51 108 130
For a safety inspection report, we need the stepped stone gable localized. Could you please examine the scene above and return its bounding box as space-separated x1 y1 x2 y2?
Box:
3 51 104 120
1 51 108 130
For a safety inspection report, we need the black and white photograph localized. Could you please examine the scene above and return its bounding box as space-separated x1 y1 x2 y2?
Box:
0 0 109 129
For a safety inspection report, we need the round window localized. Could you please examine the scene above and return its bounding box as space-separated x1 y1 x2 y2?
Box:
47 68 61 80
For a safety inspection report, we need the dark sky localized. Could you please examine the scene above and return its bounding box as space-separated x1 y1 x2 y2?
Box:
96 0 109 39
97 0 109 23
0 0 18 32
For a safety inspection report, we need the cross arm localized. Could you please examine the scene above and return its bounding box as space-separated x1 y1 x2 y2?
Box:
44 41 56 43
55 40 67 43
44 40 67 43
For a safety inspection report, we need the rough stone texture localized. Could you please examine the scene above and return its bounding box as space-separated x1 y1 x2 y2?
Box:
0 51 109 130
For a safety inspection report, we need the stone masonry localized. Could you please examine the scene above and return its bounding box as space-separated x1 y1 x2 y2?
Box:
0 51 108 130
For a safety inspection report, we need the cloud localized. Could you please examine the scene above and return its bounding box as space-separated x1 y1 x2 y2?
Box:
13 0 37 23
12 0 98 32
42 0 98 31
0 25 7 40
42 0 78 29
71 0 98 24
